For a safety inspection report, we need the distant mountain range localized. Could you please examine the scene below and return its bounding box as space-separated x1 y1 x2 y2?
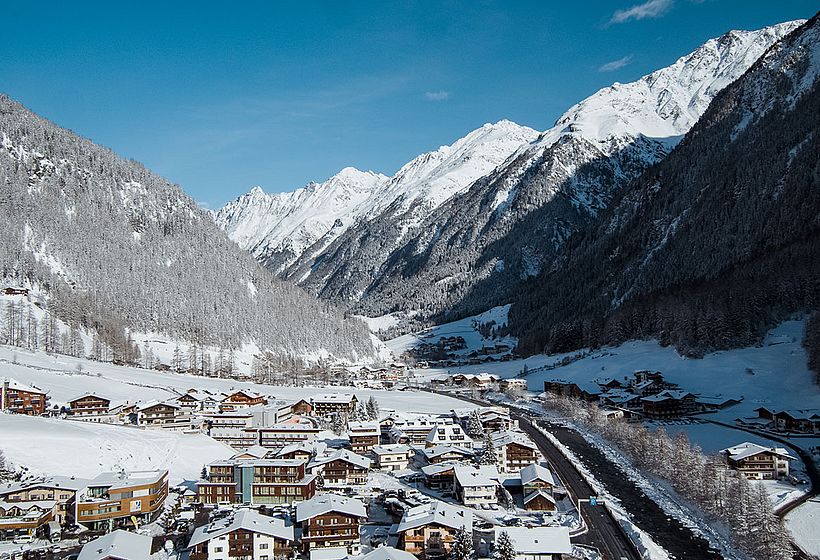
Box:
216 20 804 337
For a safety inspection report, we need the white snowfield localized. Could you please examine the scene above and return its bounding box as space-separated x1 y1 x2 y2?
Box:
415 320 820 431
0 414 235 484
0 344 473 486
0 345 470 413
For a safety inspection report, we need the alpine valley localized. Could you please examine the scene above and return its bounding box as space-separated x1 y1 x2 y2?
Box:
215 19 812 351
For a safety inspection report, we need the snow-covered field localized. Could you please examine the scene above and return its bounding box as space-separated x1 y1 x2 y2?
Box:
0 344 473 485
0 345 472 413
386 304 516 359
785 497 820 557
415 320 820 430
0 414 234 484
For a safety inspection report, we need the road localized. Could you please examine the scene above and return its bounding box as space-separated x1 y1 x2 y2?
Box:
514 414 642 560
420 387 641 559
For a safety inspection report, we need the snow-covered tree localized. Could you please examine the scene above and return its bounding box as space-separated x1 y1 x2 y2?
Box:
331 414 345 436
449 526 474 560
477 431 497 466
493 531 515 560
366 396 380 420
466 410 484 437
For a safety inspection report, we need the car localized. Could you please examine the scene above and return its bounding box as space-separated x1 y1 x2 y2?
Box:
48 546 63 555
13 535 35 544
67 554 80 560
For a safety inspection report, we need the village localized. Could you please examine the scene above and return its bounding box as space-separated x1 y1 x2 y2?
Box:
1 358 813 560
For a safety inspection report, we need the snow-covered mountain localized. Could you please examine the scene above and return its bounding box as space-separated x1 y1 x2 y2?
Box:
0 95 378 364
217 20 802 331
215 167 388 273
217 120 539 276
509 14 820 358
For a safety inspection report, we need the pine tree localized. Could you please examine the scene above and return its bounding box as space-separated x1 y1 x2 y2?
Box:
366 396 380 420
449 526 475 560
493 531 515 560
200 466 208 481
466 410 484 437
331 414 345 436
477 431 497 466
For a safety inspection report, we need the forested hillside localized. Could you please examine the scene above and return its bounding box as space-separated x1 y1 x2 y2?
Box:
509 16 820 366
0 95 375 364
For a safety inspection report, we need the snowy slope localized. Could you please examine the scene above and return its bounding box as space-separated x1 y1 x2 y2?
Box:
546 22 805 155
0 414 234 484
214 168 388 273
0 344 473 414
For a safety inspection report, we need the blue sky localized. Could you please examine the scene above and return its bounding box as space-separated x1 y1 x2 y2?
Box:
2 1 816 207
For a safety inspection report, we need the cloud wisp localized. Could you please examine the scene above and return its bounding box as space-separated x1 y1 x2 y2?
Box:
608 0 673 25
598 55 633 72
424 90 451 101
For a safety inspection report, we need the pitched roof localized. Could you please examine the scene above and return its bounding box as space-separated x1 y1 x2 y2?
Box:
68 393 110 404
641 390 692 403
523 489 558 507
422 446 474 460
454 465 499 488
308 449 372 470
519 464 556 487
0 475 92 496
491 430 538 451
494 527 571 555
357 547 418 560
396 501 473 532
188 509 294 548
0 377 45 395
721 442 796 461
78 529 152 560
372 444 412 456
295 493 367 521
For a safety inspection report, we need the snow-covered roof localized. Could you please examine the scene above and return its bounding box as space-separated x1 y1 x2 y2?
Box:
356 547 418 560
348 421 381 436
519 464 556 487
78 529 152 560
310 547 349 560
422 445 474 460
87 470 167 489
421 462 461 476
67 393 110 403
425 424 472 445
454 465 500 488
396 501 473 532
308 449 371 470
277 441 324 457
641 390 692 403
491 430 538 451
0 499 58 511
0 377 45 395
295 493 367 521
721 442 796 462
311 393 356 404
135 399 180 411
372 444 412 456
188 509 294 548
231 444 270 459
494 527 571 554
0 475 92 495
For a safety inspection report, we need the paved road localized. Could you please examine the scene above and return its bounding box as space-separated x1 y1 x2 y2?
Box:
514 414 641 560
420 388 641 560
